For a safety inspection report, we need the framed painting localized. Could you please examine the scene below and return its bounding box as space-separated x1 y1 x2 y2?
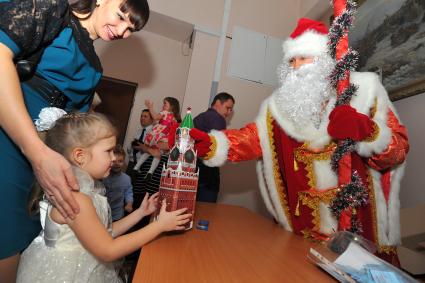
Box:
350 0 425 101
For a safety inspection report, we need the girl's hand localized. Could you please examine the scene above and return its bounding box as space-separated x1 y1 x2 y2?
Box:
138 192 159 217
157 199 192 231
31 144 80 219
145 99 153 109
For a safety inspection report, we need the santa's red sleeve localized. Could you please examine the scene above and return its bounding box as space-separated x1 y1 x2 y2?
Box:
204 123 262 167
365 109 409 171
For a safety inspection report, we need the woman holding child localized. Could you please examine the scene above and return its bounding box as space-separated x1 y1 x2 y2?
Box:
0 0 152 281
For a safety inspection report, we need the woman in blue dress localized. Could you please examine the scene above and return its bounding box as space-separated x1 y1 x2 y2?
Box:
0 0 149 281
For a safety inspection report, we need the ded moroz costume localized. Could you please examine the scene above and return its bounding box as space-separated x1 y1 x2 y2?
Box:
194 18 409 263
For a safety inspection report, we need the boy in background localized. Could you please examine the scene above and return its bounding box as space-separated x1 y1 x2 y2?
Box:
104 144 133 221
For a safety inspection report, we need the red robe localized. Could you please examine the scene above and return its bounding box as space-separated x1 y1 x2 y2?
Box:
204 72 409 264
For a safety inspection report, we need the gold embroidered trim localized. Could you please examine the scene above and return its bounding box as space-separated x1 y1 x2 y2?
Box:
370 97 378 118
204 135 217 160
294 142 337 188
367 171 382 251
378 245 397 255
266 110 293 230
363 121 380 142
298 187 339 231
301 229 330 243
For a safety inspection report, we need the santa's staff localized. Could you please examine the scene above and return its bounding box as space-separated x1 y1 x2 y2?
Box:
328 0 367 232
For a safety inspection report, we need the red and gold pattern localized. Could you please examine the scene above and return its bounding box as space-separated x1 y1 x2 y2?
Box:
366 110 409 172
294 142 337 188
267 111 293 230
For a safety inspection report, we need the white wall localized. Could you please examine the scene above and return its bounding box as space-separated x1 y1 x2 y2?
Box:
393 93 425 208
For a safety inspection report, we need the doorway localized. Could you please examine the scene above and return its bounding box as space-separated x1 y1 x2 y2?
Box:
95 76 137 145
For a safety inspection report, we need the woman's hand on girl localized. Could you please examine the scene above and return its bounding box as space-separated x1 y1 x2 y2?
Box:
31 144 80 219
157 199 192 231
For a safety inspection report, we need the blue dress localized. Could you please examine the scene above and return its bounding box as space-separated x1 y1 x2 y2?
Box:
0 0 102 258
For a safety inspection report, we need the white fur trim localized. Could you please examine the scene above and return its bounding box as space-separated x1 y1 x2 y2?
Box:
387 163 405 245
283 31 328 61
350 72 393 157
256 161 278 221
370 163 405 246
254 100 292 231
203 130 229 167
313 160 338 190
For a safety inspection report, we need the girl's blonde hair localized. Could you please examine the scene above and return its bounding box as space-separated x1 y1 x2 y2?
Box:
29 112 117 215
45 112 117 161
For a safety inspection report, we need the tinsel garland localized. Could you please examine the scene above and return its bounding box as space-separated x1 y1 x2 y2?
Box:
335 84 358 106
330 139 355 171
329 171 368 234
329 48 359 88
328 0 357 58
328 0 369 233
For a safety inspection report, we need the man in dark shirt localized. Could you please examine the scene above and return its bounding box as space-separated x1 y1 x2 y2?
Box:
193 92 235 202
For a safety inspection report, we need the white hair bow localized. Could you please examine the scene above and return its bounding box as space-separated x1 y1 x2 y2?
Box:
34 107 67 131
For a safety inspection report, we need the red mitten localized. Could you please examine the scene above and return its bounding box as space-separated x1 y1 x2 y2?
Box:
189 128 212 158
167 122 180 148
328 105 375 141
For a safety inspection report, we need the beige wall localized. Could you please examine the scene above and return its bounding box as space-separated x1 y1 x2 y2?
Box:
94 31 192 152
393 93 425 209
175 0 301 216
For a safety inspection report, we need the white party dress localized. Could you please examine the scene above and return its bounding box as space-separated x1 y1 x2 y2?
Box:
17 167 122 283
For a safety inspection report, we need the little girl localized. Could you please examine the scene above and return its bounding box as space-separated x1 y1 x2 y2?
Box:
17 111 191 283
133 97 182 180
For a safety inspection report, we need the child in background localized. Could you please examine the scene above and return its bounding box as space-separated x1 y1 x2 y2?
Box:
133 97 182 181
104 144 134 221
17 112 191 283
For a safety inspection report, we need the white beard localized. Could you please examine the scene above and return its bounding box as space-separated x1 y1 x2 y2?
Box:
273 55 335 130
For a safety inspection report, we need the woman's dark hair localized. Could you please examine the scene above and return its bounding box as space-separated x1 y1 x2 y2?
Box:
70 0 150 31
164 97 182 123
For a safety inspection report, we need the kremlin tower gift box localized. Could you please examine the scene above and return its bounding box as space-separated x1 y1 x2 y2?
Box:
156 109 198 229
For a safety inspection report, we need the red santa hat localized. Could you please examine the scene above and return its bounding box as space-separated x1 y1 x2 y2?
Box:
282 18 329 61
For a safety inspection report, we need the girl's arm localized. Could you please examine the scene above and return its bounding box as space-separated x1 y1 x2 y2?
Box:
52 192 191 262
145 100 162 121
0 44 79 218
112 192 158 237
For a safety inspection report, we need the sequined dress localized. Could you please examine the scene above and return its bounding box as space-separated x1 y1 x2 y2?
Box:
16 167 122 283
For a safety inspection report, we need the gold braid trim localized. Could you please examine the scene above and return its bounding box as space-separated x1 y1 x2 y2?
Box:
378 245 397 255
364 97 380 142
370 97 378 118
367 169 397 254
294 142 337 188
203 135 217 160
367 171 380 249
298 187 339 231
266 110 293 230
363 121 380 142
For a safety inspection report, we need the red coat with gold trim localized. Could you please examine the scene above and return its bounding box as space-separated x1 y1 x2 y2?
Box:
205 72 408 252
